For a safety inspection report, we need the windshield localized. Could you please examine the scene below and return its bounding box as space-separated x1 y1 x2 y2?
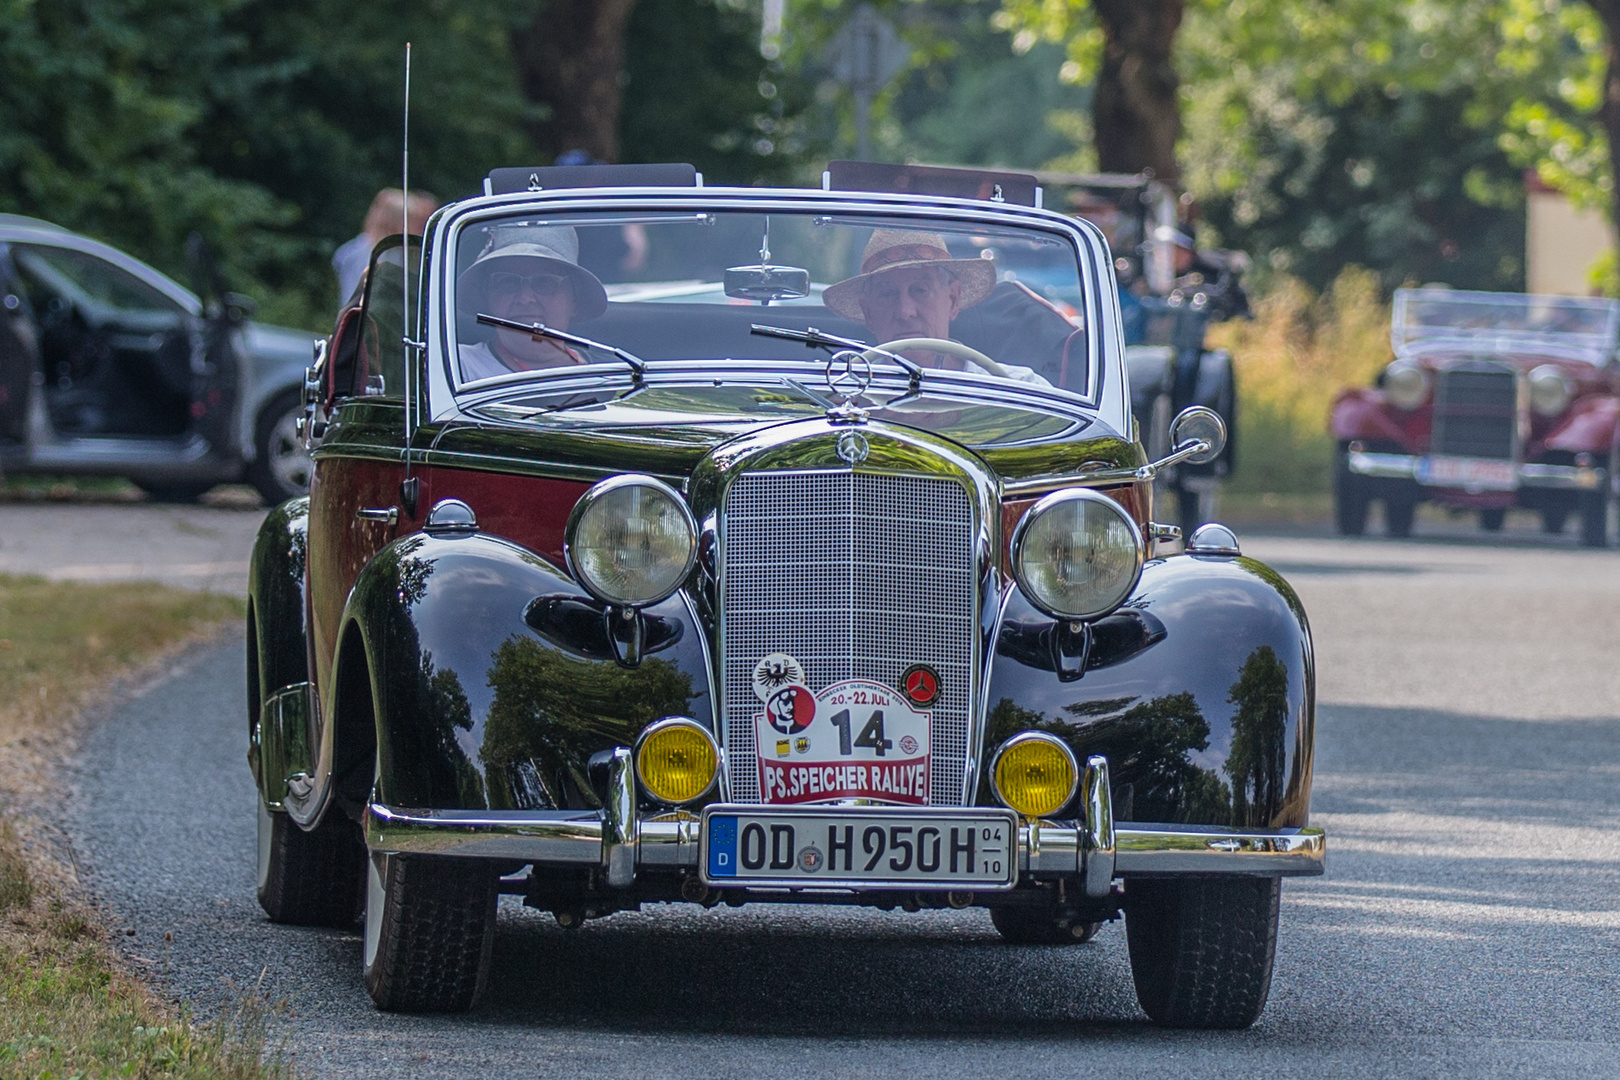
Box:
448 208 1092 395
1393 288 1620 365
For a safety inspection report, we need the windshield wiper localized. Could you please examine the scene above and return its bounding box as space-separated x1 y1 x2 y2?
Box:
477 313 646 384
750 323 924 391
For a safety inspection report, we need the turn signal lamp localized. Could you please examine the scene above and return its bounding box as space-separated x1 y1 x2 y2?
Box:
991 732 1079 818
635 718 719 806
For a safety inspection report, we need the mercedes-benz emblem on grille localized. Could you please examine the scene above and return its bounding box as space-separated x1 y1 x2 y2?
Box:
826 348 873 400
837 430 870 466
899 663 941 707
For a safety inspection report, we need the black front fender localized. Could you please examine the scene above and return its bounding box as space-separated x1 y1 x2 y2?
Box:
247 497 309 796
339 532 713 813
981 553 1314 829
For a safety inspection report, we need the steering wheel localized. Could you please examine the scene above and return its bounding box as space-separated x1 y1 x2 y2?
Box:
863 337 1010 379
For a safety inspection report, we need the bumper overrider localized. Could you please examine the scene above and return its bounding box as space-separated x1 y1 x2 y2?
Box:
365 751 1326 896
1347 448 1606 492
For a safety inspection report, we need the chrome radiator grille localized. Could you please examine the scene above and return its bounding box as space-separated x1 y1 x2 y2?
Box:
720 470 976 805
1432 365 1517 459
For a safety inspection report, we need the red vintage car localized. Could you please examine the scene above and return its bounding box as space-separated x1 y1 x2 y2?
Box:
1331 288 1620 544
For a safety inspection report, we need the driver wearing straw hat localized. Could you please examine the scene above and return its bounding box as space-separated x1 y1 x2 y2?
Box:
823 228 1046 384
457 224 610 381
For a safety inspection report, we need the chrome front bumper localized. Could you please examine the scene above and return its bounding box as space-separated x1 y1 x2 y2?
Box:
365 752 1325 897
1348 449 1605 491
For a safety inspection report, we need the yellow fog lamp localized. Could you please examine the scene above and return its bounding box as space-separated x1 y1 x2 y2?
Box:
635 718 720 806
991 732 1079 819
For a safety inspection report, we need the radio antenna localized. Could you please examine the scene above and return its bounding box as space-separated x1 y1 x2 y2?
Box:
402 42 412 332
399 42 420 517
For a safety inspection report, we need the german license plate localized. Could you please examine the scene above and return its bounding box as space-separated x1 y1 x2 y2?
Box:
1416 455 1518 491
701 805 1018 890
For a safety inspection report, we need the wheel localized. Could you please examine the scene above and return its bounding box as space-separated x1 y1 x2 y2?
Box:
1479 507 1506 532
1384 495 1416 538
1333 445 1369 536
1125 876 1281 1029
990 905 1100 945
256 800 366 927
363 851 498 1012
1579 489 1610 548
135 480 215 503
1542 507 1569 535
246 389 312 506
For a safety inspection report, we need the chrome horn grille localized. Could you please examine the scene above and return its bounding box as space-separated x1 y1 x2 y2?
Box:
719 469 977 805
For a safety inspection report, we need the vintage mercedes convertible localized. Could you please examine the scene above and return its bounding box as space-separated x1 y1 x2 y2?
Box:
247 161 1323 1027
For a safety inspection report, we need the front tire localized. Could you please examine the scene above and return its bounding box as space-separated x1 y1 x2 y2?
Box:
1480 507 1506 532
246 389 313 506
1333 445 1369 536
256 801 365 927
363 851 498 1012
990 905 1100 945
1384 495 1416 538
1125 876 1281 1029
1580 489 1610 548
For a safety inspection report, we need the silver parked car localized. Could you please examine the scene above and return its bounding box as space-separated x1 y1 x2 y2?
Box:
0 214 317 503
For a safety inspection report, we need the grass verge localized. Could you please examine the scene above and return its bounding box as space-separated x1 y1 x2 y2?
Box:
0 573 290 1078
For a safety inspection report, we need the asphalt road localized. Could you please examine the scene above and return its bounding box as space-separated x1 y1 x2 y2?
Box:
66 521 1620 1078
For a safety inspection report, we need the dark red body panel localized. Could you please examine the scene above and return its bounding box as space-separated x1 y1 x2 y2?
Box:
305 456 408 697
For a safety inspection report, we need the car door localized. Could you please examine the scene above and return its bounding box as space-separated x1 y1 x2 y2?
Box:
8 240 240 454
0 245 35 447
305 237 418 706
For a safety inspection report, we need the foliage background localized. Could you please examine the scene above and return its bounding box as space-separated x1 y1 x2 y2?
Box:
2 0 1612 492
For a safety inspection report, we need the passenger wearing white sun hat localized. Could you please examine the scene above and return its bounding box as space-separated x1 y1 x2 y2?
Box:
457 224 610 380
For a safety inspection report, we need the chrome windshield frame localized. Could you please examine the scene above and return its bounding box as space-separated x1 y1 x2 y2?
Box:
420 187 1126 437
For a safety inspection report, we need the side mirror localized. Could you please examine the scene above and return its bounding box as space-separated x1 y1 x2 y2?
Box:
1168 406 1227 465
724 264 810 303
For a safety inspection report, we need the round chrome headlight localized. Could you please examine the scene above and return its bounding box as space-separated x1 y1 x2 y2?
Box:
1011 489 1145 620
565 475 698 607
1529 364 1574 418
1383 361 1430 411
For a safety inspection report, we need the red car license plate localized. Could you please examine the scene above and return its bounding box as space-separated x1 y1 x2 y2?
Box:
1416 455 1518 491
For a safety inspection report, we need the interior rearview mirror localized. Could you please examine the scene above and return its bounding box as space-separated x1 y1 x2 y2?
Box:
1168 406 1226 465
724 264 811 303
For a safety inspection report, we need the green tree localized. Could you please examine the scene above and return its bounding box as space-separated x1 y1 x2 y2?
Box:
1224 645 1291 827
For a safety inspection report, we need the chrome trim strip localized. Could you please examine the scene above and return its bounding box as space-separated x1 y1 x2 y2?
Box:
365 804 1323 878
677 588 728 800
414 447 689 488
426 190 1122 431
1348 450 1606 491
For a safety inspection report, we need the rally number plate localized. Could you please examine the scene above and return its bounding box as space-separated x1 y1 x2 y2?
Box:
700 805 1018 890
1416 455 1518 491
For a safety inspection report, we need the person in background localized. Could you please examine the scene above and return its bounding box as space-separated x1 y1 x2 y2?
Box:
333 189 438 303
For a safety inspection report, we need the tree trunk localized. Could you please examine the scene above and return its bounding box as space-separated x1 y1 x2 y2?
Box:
511 0 639 163
1090 0 1184 180
1593 2 1620 237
